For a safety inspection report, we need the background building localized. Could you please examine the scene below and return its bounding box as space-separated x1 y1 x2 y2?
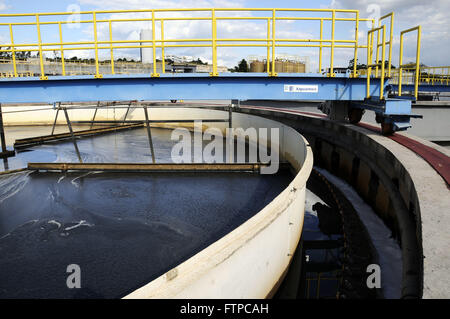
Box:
248 54 310 73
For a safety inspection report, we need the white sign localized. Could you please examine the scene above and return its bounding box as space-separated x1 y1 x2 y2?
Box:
284 85 319 93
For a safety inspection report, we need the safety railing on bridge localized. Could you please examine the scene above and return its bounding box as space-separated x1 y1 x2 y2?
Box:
391 66 450 86
0 8 375 80
0 8 424 101
365 12 394 99
363 21 421 100
398 26 421 99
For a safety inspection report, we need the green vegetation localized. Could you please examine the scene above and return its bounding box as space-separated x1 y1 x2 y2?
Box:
233 59 249 72
347 58 396 71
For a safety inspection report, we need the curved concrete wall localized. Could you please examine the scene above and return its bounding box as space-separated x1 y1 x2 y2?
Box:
235 106 424 298
123 110 313 298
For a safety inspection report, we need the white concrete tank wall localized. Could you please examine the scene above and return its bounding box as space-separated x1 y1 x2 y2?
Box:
123 109 314 299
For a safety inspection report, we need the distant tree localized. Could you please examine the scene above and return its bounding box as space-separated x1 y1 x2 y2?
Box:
15 51 31 61
377 60 396 70
402 61 427 68
234 59 249 72
0 47 12 59
348 58 367 70
348 58 396 71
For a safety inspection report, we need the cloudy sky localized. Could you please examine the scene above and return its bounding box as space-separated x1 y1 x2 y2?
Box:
0 0 448 71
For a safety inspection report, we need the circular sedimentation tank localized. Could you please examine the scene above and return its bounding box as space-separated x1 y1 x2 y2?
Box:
0 107 313 299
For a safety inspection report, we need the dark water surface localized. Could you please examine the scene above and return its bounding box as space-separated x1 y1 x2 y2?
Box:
2 127 192 172
0 126 293 299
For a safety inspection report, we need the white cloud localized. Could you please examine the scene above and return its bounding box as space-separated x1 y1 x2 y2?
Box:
330 0 450 67
0 0 9 11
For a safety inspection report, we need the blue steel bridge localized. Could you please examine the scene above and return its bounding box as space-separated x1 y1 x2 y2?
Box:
0 5 446 154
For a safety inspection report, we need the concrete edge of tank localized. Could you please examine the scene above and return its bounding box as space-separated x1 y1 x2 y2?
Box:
123 109 314 299
236 105 450 299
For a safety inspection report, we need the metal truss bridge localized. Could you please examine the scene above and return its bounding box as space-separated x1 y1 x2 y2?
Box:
0 7 441 159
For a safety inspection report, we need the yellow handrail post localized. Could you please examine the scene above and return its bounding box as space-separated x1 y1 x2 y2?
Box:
271 9 277 77
432 66 435 85
9 24 17 77
386 12 394 77
210 9 218 76
267 18 271 75
366 29 372 98
380 25 386 99
58 22 66 76
399 26 421 98
319 18 323 74
161 19 165 74
93 12 102 78
352 11 359 78
35 14 47 80
151 10 160 77
398 32 404 96
446 67 450 85
330 10 335 77
375 25 380 77
109 20 115 75
377 13 394 78
414 26 421 99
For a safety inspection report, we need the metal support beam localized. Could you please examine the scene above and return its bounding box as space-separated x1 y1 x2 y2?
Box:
70 120 229 125
14 123 144 149
350 97 421 133
62 107 83 163
0 74 384 104
0 103 15 159
27 162 267 173
51 103 60 135
122 103 132 125
90 101 100 130
0 103 7 153
143 105 156 164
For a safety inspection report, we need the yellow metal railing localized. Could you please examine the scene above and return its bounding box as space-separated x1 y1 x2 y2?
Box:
379 12 394 78
366 25 387 99
398 26 421 98
365 12 394 100
0 8 375 80
419 66 450 85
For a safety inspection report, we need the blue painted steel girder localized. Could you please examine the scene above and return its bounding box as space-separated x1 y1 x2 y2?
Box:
351 98 412 115
0 73 383 104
